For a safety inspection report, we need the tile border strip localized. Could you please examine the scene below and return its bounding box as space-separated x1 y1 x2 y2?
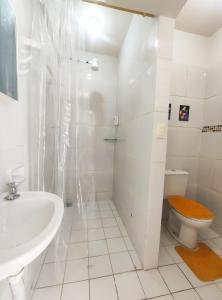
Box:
202 125 222 133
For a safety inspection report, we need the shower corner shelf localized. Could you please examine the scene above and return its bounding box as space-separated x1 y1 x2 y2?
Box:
104 138 120 141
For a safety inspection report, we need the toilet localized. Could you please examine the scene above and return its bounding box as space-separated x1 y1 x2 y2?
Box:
164 170 214 249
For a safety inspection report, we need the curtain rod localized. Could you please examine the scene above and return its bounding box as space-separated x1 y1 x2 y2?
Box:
82 0 155 17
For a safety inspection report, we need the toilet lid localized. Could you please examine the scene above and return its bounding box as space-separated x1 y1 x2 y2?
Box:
168 196 214 220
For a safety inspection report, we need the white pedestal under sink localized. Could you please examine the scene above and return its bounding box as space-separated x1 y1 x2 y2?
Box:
0 192 64 300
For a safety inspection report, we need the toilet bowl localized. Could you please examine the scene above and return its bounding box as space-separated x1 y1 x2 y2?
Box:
168 196 214 249
164 170 214 249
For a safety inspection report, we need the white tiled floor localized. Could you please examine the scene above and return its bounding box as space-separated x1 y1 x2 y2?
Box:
89 255 112 279
32 200 222 300
90 276 118 300
159 264 192 293
137 269 169 298
62 281 89 300
114 272 145 300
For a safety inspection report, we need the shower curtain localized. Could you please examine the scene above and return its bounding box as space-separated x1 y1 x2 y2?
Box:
28 0 83 206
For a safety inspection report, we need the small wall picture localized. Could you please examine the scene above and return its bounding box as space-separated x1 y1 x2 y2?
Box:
168 103 171 120
179 105 190 121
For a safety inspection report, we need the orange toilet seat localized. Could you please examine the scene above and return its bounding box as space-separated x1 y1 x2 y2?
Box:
168 195 214 220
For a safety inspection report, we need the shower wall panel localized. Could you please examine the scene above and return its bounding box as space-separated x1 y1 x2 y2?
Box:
113 15 174 269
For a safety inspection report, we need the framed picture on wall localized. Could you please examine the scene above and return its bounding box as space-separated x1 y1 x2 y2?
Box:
179 105 190 121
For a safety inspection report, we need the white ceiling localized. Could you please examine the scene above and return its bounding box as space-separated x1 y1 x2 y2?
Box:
79 0 187 57
176 0 222 36
93 0 187 18
80 0 222 58
79 2 132 56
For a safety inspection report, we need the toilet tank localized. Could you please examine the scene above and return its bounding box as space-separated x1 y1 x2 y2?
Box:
164 170 189 198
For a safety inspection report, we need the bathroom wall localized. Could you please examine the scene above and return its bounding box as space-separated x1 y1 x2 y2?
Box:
166 30 208 199
197 28 222 232
167 28 222 233
0 0 33 193
0 1 47 299
113 15 174 269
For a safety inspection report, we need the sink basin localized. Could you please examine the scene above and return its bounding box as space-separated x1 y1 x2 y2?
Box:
0 192 64 281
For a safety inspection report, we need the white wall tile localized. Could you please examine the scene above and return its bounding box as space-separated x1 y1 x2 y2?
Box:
156 59 172 103
203 95 222 125
167 127 201 157
197 187 222 227
205 65 222 98
166 156 199 185
200 133 222 160
187 66 206 99
171 64 187 96
157 17 175 60
172 30 208 67
212 160 222 194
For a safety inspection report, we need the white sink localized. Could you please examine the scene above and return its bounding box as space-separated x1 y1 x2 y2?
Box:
0 192 64 281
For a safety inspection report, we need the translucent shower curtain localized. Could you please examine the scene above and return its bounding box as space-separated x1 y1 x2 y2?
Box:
28 0 83 206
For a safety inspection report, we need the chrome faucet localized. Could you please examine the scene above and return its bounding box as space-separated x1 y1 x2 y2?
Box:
5 182 20 200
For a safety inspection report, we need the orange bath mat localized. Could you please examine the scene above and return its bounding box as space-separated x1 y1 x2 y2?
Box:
176 242 222 281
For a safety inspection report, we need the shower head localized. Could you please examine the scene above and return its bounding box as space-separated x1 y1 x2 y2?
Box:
77 58 99 71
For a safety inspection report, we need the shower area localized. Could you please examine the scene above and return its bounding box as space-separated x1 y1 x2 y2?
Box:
29 0 118 206
28 0 174 269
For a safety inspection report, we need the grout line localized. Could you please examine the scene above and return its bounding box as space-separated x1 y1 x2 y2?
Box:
176 262 215 290
157 266 173 295
87 216 91 300
33 254 47 290
59 284 63 300
134 270 147 299
60 221 73 300
172 288 202 300
33 199 216 300
102 222 120 300
113 275 120 300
